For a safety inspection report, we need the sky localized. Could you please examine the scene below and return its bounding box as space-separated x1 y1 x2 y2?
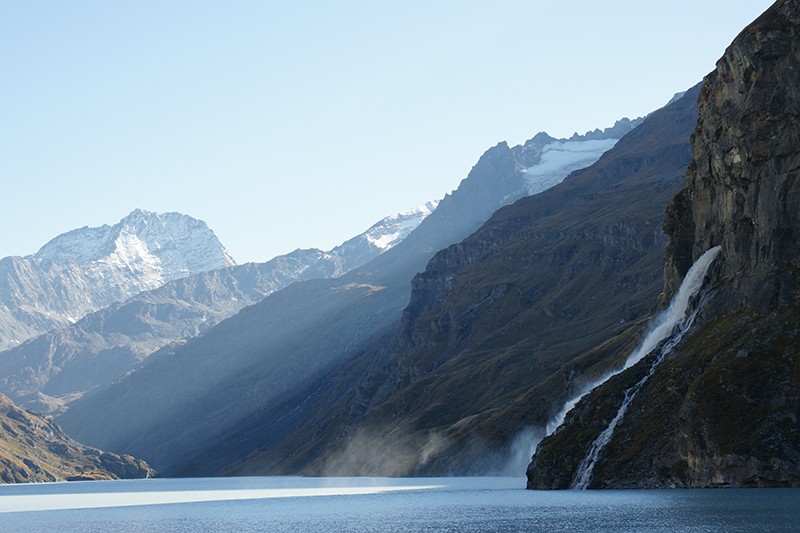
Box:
1 1 775 264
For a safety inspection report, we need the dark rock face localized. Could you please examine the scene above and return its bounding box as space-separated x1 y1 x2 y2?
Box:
529 0 800 489
529 309 800 489
665 0 800 308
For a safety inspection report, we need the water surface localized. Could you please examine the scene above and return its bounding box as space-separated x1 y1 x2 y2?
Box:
0 476 797 532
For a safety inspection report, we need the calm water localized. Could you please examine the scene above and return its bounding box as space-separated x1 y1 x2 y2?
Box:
0 476 798 532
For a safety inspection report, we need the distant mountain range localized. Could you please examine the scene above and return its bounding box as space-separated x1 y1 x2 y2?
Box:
0 202 439 415
212 88 699 478
57 119 640 475
3 1 795 491
0 209 235 352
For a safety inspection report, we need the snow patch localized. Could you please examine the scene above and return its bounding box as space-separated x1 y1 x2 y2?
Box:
524 138 619 195
336 200 439 258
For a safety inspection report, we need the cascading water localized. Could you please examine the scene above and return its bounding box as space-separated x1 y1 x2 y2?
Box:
538 246 723 443
567 245 721 488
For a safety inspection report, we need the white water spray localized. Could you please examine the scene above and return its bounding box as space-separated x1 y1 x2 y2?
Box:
539 246 722 443
568 245 721 488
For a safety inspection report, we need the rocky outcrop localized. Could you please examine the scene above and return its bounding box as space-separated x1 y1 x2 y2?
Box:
529 308 800 489
0 394 155 483
529 0 800 489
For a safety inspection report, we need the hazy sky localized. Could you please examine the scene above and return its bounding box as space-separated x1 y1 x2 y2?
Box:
1 1 774 263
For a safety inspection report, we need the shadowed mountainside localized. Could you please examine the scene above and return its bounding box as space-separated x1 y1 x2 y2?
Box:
191 87 700 478
59 124 627 473
0 204 438 416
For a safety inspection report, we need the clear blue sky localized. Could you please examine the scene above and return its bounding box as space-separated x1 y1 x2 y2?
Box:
1 1 774 263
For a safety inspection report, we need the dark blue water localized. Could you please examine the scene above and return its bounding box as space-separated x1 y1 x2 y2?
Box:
0 477 797 532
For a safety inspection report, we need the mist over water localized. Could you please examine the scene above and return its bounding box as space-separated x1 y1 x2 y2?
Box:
316 425 453 477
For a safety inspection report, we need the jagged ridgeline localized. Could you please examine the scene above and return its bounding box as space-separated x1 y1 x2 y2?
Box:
0 210 235 353
530 0 800 488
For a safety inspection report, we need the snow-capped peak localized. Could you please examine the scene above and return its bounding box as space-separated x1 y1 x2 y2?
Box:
35 209 235 288
363 201 439 251
35 209 235 274
326 200 439 273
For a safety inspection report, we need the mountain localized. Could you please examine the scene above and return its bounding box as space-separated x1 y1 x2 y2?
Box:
0 393 155 483
208 91 698 478
0 209 235 351
528 0 800 488
57 119 639 475
514 118 640 196
0 202 439 415
331 201 439 273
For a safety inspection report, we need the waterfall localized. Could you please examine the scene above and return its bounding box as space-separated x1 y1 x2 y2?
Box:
539 246 722 443
568 245 721 488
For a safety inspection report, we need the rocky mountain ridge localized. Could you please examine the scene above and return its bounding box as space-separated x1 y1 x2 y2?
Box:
331 201 439 272
0 209 234 352
155 94 693 478
35 208 236 275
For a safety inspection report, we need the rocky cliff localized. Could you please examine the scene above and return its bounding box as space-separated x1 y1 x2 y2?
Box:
529 0 800 489
664 0 800 309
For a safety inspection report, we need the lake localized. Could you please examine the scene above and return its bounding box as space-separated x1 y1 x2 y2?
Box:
0 476 798 532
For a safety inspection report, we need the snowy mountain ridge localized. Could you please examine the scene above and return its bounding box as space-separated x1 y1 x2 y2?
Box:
362 201 439 251
330 201 439 272
512 117 643 195
0 210 235 351
0 202 440 414
36 209 235 282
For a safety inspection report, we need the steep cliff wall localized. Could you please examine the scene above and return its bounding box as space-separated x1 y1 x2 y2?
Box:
664 0 800 308
529 0 800 489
